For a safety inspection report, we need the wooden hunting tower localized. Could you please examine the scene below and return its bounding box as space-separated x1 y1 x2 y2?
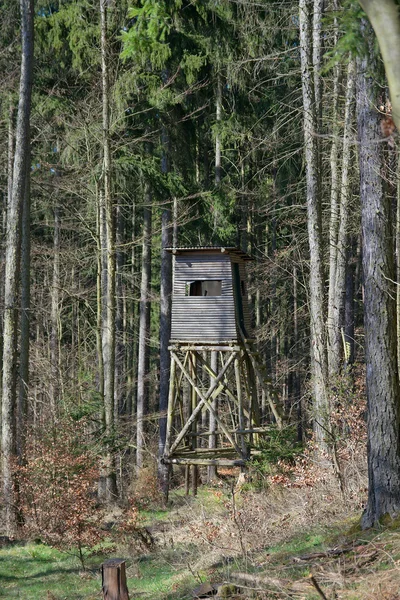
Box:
162 247 282 487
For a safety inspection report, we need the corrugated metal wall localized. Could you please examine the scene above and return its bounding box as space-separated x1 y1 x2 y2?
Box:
171 253 237 341
170 252 253 341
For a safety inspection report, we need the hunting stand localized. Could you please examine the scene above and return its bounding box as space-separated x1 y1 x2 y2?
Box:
162 247 282 493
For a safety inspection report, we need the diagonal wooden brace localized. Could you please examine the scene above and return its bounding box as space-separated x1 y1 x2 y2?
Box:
167 351 240 456
195 353 251 420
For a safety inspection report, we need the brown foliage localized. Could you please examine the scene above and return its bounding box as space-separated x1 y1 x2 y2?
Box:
115 499 155 553
267 369 367 495
130 466 162 509
16 418 106 565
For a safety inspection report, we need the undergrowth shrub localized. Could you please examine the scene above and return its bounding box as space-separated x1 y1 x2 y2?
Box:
116 498 155 553
17 417 109 567
130 465 162 509
248 366 367 503
249 425 302 484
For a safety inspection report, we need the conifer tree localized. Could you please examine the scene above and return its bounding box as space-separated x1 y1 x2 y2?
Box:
2 0 34 535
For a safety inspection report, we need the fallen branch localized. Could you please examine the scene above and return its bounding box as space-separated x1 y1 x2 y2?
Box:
308 573 328 600
293 542 365 562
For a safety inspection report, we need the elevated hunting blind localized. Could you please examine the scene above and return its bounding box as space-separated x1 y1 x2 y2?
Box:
170 246 252 342
162 247 283 493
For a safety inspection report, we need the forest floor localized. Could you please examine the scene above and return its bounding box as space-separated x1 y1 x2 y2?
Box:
2 468 400 599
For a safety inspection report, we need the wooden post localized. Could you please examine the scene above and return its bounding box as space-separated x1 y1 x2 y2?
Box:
208 350 218 482
234 356 247 461
163 355 176 459
190 352 198 496
184 464 190 495
102 559 130 600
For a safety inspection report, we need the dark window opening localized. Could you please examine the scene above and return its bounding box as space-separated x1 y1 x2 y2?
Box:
185 280 222 297
240 280 246 296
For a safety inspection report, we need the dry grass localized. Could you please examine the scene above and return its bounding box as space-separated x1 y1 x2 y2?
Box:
155 463 366 559
133 458 400 599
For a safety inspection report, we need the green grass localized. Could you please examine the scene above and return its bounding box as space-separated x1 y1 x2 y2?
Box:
0 542 199 600
266 530 326 557
128 554 198 600
140 507 170 525
0 543 100 599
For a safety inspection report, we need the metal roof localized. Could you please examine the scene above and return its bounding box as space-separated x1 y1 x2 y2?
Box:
164 246 253 261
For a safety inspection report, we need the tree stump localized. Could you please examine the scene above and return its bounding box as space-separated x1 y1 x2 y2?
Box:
102 559 130 600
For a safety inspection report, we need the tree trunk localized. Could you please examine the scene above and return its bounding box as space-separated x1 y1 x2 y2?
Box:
357 47 400 528
397 161 400 376
50 203 61 417
126 201 137 417
327 0 340 373
299 0 329 447
136 188 152 471
115 200 125 418
100 0 117 502
96 187 105 406
344 240 356 368
329 59 356 374
312 0 324 127
17 134 30 463
358 0 400 132
215 74 222 186
102 559 130 600
158 126 173 498
2 0 34 536
6 101 15 237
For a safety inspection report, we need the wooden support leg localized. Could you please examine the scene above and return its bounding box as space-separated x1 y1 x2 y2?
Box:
168 351 238 455
192 464 198 496
191 352 198 496
208 351 218 482
102 559 130 600
185 465 190 496
234 356 247 461
162 356 177 503
163 356 176 459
